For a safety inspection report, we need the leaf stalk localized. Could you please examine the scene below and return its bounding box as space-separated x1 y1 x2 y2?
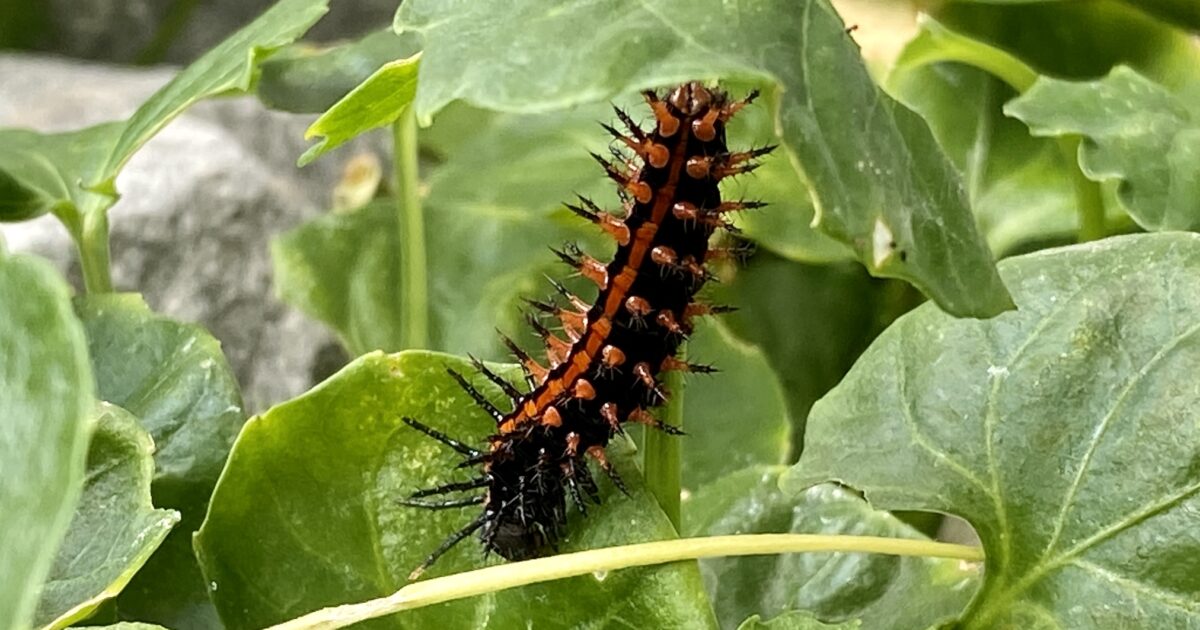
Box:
643 342 685 529
393 107 429 349
78 210 114 293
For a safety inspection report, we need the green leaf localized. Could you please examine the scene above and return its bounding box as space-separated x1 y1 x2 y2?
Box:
76 294 245 511
299 52 422 166
679 321 791 490
395 0 1013 317
933 1 1200 88
99 0 329 182
885 18 1108 255
272 200 408 356
274 104 616 358
423 105 622 355
195 351 714 629
34 404 179 630
1006 67 1200 231
786 232 1200 627
0 0 330 224
74 294 245 629
736 611 860 630
891 4 1200 246
687 468 980 629
0 251 93 630
0 124 125 226
894 67 1081 255
0 167 47 222
258 29 423 114
712 253 900 455
721 84 851 264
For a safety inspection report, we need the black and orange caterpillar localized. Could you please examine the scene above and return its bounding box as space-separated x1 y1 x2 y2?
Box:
403 82 771 578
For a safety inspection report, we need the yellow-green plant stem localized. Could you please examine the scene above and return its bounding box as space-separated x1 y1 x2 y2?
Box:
1059 136 1106 242
265 534 985 630
393 107 429 349
643 344 685 530
897 17 1107 243
899 20 1037 94
78 210 114 293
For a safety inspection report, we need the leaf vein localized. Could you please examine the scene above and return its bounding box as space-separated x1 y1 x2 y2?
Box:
896 342 992 497
1071 559 1200 614
1045 318 1200 555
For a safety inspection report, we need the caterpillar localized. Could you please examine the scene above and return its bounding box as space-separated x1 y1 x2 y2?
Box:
402 82 770 579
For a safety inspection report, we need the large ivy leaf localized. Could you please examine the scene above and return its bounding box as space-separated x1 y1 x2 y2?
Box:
0 251 92 629
195 351 715 629
686 468 980 630
394 0 1013 318
74 294 245 629
786 232 1200 627
1006 67 1200 232
258 29 422 114
34 404 178 630
0 0 330 225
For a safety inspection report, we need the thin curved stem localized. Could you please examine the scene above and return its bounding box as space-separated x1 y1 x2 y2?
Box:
265 533 985 630
1058 136 1106 242
898 17 1037 94
393 107 429 348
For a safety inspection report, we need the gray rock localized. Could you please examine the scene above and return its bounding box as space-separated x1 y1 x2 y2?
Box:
0 53 379 411
23 0 398 65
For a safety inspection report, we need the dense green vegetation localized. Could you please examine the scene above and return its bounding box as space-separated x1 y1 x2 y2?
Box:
2 1 1198 628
